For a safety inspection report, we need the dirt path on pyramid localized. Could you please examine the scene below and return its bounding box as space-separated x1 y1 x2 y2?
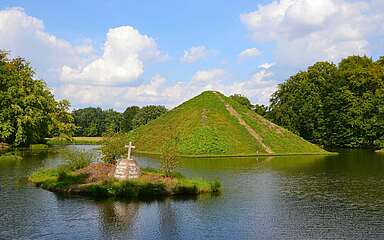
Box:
214 92 273 154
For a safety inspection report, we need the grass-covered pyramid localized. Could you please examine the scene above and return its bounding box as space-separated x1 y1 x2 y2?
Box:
129 91 327 156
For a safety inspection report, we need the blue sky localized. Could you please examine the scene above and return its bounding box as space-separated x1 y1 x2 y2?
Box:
0 0 383 111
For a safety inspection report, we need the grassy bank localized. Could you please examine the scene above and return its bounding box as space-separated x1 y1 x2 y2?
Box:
30 144 49 150
29 165 220 200
0 152 22 161
46 137 103 145
136 150 337 158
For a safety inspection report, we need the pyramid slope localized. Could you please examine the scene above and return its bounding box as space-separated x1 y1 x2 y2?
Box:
129 91 327 156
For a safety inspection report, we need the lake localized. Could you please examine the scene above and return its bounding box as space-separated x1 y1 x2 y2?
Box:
0 145 383 239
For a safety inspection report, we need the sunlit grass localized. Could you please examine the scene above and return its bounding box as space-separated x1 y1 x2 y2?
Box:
46 136 103 145
127 91 329 156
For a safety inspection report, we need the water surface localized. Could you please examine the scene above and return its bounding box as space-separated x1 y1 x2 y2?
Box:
0 146 383 239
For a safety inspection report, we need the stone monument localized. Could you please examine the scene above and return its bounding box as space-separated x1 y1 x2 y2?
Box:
114 142 140 180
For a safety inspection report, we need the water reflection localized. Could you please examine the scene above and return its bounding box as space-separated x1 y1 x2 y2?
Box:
1 146 384 239
96 200 140 238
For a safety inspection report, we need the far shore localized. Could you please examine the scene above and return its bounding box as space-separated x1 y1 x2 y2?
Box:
45 136 103 145
136 150 338 158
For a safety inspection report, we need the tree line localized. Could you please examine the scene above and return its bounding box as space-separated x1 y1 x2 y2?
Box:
72 105 167 137
2 51 383 149
232 55 384 149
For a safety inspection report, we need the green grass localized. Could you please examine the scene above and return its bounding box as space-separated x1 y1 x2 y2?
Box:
46 137 103 145
30 144 49 150
0 152 22 161
127 91 328 156
224 95 327 154
29 168 88 189
29 166 220 200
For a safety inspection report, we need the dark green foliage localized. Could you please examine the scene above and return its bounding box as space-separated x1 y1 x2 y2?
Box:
0 51 75 146
121 106 140 132
72 105 166 136
103 109 123 135
132 105 168 128
72 107 113 137
269 55 384 148
230 94 252 109
254 104 268 117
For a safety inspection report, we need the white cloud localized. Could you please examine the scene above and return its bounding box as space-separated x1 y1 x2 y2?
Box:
0 7 95 83
0 7 278 109
224 69 277 104
238 48 261 59
57 74 173 109
184 68 277 105
58 66 277 110
192 68 226 83
258 62 275 69
0 8 173 108
240 0 384 66
181 46 207 63
61 26 165 85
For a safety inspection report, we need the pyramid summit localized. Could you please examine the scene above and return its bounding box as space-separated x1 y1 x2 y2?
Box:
129 91 328 156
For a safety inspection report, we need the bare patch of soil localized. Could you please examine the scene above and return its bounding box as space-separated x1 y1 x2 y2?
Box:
76 163 115 183
245 112 285 136
215 92 273 154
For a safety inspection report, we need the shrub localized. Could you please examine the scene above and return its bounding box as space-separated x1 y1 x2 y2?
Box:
160 137 179 176
210 180 221 192
101 132 128 164
61 149 94 170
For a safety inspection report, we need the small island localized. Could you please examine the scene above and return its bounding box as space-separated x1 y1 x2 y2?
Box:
29 165 220 199
29 143 220 200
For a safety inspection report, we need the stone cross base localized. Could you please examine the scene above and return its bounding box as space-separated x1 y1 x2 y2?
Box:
114 159 140 180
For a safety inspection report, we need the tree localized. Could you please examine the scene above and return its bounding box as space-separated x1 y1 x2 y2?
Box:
49 99 76 138
101 132 128 164
269 55 384 148
121 106 140 132
230 94 252 109
160 136 179 176
0 51 74 146
132 105 167 128
102 109 123 135
72 107 104 136
254 104 268 116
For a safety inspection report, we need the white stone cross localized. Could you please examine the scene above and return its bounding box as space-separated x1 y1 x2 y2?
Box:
125 142 135 160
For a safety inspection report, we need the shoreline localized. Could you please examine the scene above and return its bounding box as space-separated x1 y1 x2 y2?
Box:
136 150 338 158
29 165 221 201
